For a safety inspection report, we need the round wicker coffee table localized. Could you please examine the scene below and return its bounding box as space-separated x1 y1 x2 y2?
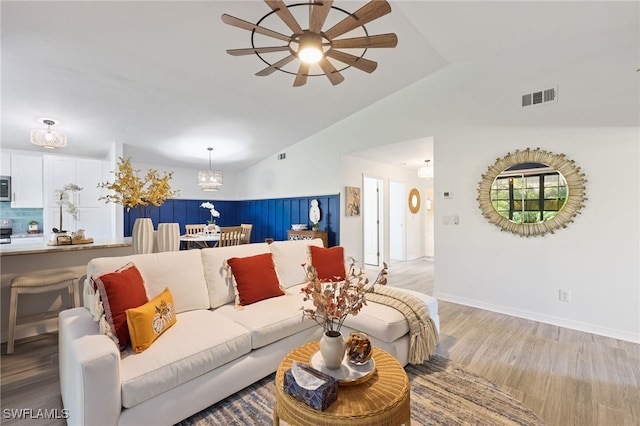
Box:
274 341 410 426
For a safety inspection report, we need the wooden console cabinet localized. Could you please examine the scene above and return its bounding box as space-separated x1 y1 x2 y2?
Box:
287 230 328 247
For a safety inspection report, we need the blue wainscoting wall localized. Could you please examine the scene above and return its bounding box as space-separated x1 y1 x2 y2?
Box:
124 194 340 247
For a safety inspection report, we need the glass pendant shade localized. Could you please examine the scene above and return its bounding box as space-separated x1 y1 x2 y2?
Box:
30 119 67 149
417 160 433 178
197 170 223 191
198 147 223 191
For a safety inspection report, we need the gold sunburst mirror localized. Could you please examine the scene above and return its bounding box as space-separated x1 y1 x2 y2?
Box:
408 188 420 214
477 148 587 237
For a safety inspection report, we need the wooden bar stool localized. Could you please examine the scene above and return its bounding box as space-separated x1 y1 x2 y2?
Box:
7 269 79 355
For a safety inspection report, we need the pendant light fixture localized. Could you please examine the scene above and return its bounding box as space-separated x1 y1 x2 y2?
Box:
417 159 433 178
30 118 67 149
197 147 223 191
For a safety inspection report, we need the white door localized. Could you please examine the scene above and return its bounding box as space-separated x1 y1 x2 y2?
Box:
389 181 405 261
364 176 382 266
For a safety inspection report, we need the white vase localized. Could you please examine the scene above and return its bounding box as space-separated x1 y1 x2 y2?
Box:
156 223 180 252
132 218 154 254
319 330 346 369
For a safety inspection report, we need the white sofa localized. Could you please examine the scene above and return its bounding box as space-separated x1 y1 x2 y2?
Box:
58 239 439 426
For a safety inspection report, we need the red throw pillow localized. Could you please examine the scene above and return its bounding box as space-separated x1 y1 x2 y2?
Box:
227 253 284 306
93 263 148 350
309 246 346 282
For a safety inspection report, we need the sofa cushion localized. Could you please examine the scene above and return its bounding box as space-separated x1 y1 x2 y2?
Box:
227 253 285 306
200 243 271 308
126 288 177 353
92 262 148 350
216 286 315 349
269 238 324 288
120 309 252 408
87 250 210 314
309 245 346 281
340 288 440 343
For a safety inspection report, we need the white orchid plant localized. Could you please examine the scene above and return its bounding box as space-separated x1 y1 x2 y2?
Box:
200 202 220 224
53 183 83 232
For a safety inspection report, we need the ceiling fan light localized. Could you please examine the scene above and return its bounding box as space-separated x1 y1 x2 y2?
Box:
297 34 323 63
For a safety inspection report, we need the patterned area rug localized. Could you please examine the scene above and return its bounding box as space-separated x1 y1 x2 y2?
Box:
176 355 545 425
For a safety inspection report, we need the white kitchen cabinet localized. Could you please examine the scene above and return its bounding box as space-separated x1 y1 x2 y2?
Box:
11 155 43 208
0 152 10 176
44 156 108 206
45 206 111 239
43 155 113 237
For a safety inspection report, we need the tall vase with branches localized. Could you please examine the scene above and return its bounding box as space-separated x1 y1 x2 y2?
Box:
98 157 179 218
98 157 178 253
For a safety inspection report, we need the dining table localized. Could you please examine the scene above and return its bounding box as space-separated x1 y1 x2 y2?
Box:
179 233 220 249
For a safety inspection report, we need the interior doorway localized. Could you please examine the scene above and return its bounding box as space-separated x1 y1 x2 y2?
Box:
389 180 405 261
363 176 383 266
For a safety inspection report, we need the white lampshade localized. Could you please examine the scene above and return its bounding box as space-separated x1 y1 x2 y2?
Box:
417 160 433 178
197 170 223 191
198 147 223 191
30 119 67 149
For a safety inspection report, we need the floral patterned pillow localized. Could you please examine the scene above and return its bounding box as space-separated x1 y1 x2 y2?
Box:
126 288 176 353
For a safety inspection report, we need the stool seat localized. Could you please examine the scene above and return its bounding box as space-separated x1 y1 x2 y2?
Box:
7 269 79 354
11 270 79 288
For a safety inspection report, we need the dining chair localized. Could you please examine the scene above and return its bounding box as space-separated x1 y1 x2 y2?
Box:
184 224 207 249
185 224 205 235
218 226 243 247
240 223 253 244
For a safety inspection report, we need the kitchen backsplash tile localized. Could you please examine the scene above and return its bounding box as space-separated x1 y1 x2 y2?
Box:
0 204 43 234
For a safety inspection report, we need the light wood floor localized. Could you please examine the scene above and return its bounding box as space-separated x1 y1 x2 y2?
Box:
1 257 638 425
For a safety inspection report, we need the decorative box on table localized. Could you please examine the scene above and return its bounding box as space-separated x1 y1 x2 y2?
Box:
283 363 338 411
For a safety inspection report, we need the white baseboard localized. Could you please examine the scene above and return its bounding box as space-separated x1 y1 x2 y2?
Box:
434 291 640 344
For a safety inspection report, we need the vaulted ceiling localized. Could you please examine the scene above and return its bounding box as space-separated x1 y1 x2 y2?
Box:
2 1 637 172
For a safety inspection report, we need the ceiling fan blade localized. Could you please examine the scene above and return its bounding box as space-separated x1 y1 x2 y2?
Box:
227 46 290 56
309 0 333 33
264 0 304 35
222 14 291 43
318 57 345 85
326 50 377 73
331 33 398 49
255 54 297 76
324 1 392 40
293 62 310 87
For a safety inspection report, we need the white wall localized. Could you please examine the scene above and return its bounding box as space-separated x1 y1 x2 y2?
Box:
339 154 431 267
433 127 639 342
235 31 640 342
132 160 238 201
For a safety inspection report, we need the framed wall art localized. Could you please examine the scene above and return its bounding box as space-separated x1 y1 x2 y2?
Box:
345 186 361 217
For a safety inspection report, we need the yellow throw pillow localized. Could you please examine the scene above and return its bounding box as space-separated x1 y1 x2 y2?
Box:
126 287 176 353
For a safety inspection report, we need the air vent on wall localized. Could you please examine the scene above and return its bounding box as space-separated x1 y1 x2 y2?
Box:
522 86 557 107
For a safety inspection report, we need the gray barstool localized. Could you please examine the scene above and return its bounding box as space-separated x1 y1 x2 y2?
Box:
7 269 79 354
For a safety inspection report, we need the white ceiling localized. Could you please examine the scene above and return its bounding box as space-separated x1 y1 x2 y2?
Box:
2 1 637 172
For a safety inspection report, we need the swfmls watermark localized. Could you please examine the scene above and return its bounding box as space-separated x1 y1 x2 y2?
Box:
2 408 70 420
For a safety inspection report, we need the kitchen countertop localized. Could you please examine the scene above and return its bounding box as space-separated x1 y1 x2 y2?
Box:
0 237 132 256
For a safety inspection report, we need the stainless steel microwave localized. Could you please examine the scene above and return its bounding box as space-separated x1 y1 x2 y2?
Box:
0 176 11 202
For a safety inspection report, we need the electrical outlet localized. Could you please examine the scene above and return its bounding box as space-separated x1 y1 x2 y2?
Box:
559 289 571 302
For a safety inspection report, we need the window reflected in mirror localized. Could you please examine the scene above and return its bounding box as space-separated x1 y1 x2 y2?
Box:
490 162 568 224
477 148 587 237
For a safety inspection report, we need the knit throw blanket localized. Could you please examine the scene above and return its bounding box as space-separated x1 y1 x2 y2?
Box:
366 286 439 365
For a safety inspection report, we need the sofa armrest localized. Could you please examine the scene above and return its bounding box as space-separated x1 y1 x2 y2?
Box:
59 308 121 426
